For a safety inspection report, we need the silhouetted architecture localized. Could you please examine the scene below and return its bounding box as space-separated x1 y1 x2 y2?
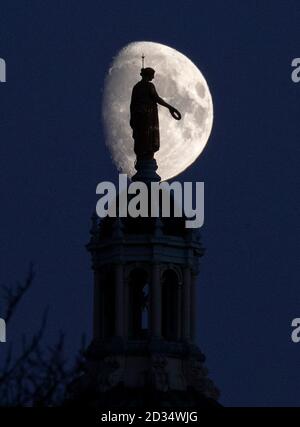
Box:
68 201 220 406
67 65 219 408
70 207 220 407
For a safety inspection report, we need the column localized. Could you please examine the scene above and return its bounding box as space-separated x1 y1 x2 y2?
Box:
115 263 124 337
190 272 198 342
176 283 182 340
151 263 161 338
93 270 101 340
124 274 129 339
182 266 191 341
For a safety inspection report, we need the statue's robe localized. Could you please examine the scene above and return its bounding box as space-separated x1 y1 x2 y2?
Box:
130 80 160 159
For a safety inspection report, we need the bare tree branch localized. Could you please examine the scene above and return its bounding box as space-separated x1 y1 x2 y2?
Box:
0 266 86 406
1 263 35 323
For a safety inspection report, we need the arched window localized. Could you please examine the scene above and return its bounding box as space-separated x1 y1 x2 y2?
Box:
128 268 149 339
162 269 180 341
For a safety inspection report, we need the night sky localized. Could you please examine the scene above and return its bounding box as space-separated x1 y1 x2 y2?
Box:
1 0 300 406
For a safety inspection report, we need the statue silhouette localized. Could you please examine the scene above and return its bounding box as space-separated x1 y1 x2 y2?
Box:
130 67 181 161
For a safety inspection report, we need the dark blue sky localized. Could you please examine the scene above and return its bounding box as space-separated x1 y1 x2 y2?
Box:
1 0 300 406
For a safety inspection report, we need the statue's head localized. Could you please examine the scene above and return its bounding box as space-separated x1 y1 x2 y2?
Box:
140 67 155 81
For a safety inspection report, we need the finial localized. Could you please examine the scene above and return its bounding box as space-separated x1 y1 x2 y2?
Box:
142 53 145 69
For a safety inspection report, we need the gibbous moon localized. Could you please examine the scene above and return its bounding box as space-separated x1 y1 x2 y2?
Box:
102 41 213 181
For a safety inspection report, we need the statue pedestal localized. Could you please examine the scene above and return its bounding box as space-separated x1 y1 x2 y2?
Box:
132 158 161 183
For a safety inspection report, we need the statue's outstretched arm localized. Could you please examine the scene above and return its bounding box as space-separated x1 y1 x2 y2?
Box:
156 95 172 109
157 96 181 120
151 85 181 120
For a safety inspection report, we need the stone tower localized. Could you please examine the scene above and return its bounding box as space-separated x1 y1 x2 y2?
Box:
69 160 219 407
